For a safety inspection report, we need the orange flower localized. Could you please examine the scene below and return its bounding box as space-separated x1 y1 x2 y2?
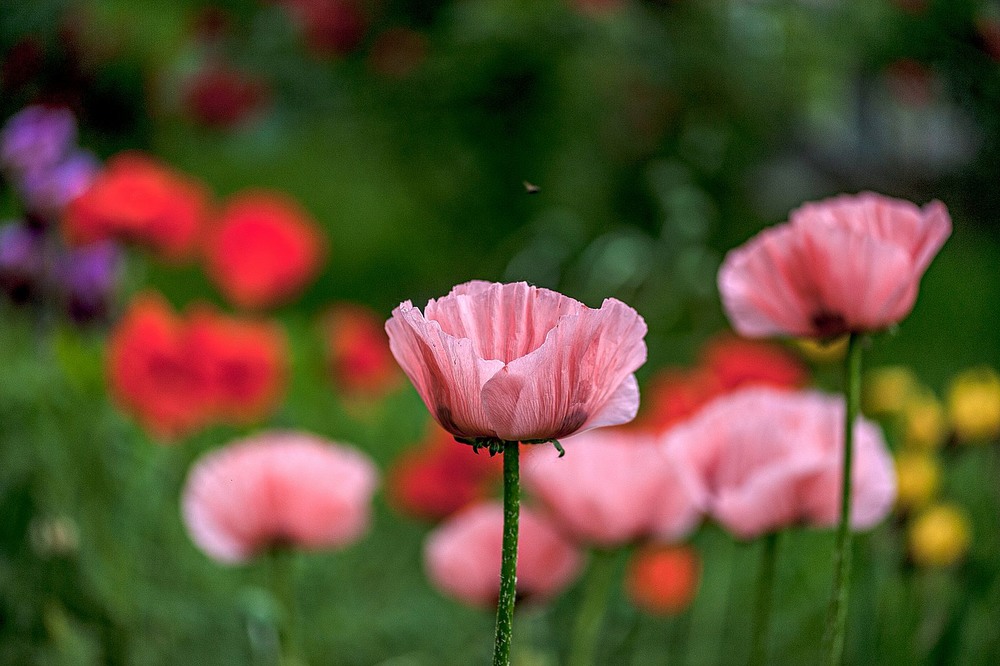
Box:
324 303 399 397
625 545 701 615
64 152 209 261
388 425 502 522
107 293 209 440
205 190 324 310
188 306 288 425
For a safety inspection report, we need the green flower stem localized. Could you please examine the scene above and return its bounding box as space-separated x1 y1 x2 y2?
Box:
568 548 619 666
493 440 521 666
270 548 305 666
824 332 863 665
749 532 780 666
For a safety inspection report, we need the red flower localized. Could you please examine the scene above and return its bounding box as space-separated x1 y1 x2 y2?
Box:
388 425 502 522
634 368 721 434
324 303 399 397
64 152 209 261
205 190 324 310
107 293 209 440
183 64 269 129
188 306 288 425
625 545 701 615
281 0 367 58
700 335 808 394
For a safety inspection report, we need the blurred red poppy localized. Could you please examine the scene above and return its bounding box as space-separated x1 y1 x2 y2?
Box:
700 335 808 394
64 152 209 261
625 545 701 615
183 64 269 129
323 303 399 398
280 0 367 58
388 425 502 523
107 293 209 440
188 306 288 425
205 190 324 310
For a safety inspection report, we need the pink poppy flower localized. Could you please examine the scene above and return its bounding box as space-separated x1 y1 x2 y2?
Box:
522 428 700 547
385 281 647 444
182 431 378 563
663 387 896 540
718 193 951 338
424 502 583 607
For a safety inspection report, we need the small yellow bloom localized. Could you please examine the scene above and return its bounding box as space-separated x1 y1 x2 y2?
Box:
863 366 918 417
947 366 1000 443
909 504 971 567
902 392 947 451
794 335 848 365
894 452 940 511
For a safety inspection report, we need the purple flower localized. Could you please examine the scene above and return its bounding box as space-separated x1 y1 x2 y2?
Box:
0 106 77 176
19 150 100 221
56 240 120 323
0 221 45 302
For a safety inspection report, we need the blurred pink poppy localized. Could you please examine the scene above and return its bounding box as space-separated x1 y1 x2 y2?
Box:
664 387 896 540
424 502 583 607
718 192 950 338
385 281 647 444
182 432 378 563
522 428 700 547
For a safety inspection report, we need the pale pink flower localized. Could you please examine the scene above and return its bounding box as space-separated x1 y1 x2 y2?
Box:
386 281 647 443
523 428 700 547
424 502 583 607
718 193 951 338
182 431 378 563
663 387 896 540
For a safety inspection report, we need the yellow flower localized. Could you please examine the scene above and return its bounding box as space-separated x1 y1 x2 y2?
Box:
902 392 947 451
894 452 940 511
794 335 848 365
863 366 918 417
909 504 971 567
947 366 1000 443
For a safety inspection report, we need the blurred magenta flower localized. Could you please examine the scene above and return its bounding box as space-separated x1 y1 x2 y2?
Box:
424 501 583 607
56 240 120 323
664 387 896 540
205 190 324 310
182 432 378 564
523 428 700 546
386 281 647 444
19 150 99 221
0 105 76 176
718 193 951 338
0 221 44 303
